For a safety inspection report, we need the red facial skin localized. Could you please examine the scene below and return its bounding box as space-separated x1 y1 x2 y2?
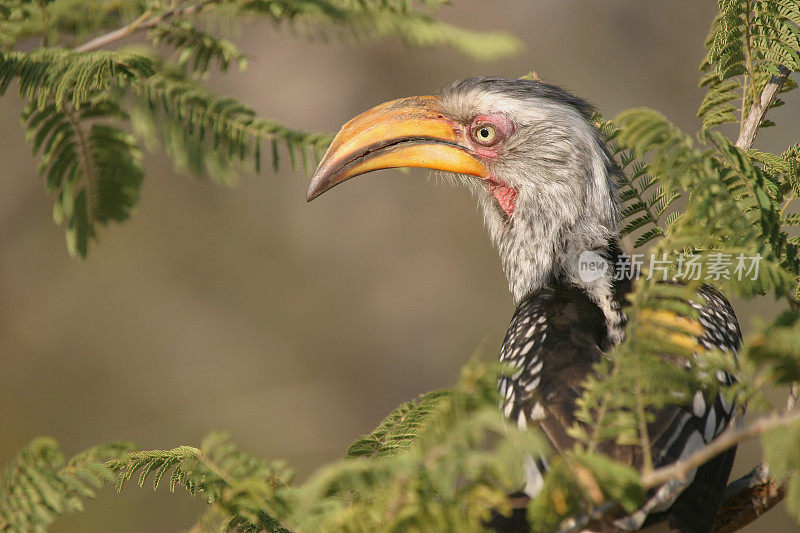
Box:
460 114 518 217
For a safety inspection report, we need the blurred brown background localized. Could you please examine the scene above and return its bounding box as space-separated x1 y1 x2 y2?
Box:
2 1 798 531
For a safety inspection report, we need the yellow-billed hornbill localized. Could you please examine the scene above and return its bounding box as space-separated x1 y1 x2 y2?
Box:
307 77 742 532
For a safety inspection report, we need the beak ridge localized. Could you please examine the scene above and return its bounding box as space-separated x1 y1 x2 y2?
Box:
306 96 487 202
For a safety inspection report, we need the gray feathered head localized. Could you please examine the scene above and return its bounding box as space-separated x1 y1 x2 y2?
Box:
308 77 621 305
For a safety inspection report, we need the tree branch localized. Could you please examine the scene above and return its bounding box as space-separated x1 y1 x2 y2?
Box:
641 408 800 490
74 1 216 53
504 67 798 533
656 387 800 531
788 382 799 412
712 462 785 533
735 65 791 150
526 409 799 533
632 67 797 532
710 385 800 531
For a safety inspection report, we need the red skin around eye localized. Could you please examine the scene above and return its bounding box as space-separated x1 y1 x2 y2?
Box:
468 113 515 158
464 114 518 216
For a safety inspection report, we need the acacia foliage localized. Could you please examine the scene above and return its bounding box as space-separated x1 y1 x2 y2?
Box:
0 438 134 531
563 0 800 528
2 1 800 532
0 0 521 257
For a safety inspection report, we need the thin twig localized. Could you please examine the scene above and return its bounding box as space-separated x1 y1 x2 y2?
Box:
636 383 654 473
74 0 216 53
38 0 48 47
735 65 791 150
64 106 96 217
641 408 800 490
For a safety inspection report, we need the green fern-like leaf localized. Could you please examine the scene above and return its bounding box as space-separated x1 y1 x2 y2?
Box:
528 451 644 532
24 97 144 257
296 359 548 533
0 48 154 109
353 9 521 62
130 67 333 182
346 389 452 458
699 0 800 131
0 438 135 531
232 0 522 61
1 0 520 259
594 115 678 248
109 431 293 533
148 19 247 73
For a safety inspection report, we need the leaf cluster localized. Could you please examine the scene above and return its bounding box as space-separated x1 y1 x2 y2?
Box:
0 0 520 257
3 1 800 532
109 432 293 532
562 1 800 526
0 361 547 532
699 0 800 131
0 438 134 531
595 117 681 248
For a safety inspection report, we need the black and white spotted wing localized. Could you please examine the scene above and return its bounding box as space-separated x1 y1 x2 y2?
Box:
497 283 741 532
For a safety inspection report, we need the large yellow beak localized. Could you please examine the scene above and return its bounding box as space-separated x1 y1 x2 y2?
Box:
306 95 488 201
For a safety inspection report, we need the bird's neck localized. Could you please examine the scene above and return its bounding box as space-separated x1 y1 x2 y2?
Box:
481 186 627 347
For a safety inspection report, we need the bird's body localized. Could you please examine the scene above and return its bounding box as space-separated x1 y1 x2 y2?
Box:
307 76 742 532
498 267 740 532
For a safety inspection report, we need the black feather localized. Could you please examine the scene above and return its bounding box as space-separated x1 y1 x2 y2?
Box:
494 262 741 532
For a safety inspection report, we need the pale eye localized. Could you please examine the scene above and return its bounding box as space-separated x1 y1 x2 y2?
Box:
472 124 497 145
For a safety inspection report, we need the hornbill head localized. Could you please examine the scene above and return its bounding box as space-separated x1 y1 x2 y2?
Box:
307 79 742 530
308 77 621 317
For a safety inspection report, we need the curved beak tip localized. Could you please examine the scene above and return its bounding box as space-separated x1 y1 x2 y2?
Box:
305 172 330 202
303 95 487 204
305 187 317 203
